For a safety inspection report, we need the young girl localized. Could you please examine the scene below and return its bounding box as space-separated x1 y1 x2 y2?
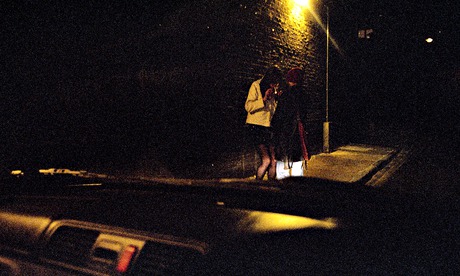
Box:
245 66 283 180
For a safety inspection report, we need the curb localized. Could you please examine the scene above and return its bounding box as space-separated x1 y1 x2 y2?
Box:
354 148 400 185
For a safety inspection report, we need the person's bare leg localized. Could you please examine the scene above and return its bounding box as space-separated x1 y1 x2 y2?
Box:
256 144 270 180
268 145 277 179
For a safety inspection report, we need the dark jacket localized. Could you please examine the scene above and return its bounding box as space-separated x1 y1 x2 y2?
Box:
271 85 307 162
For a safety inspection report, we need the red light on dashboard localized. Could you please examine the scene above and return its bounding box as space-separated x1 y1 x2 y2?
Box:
116 245 137 273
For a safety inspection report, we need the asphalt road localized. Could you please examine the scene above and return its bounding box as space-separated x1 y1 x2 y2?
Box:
367 127 459 202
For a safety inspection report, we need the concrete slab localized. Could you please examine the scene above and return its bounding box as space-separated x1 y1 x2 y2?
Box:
305 144 397 183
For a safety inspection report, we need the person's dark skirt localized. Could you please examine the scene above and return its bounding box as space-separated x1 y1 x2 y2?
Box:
246 124 273 146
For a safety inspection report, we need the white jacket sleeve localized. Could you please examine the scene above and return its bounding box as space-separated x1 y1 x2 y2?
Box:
245 81 265 114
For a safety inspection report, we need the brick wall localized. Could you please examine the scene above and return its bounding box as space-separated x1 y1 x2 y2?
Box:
90 0 327 170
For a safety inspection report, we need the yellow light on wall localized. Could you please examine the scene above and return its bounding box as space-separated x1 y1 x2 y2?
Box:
291 5 305 21
294 0 310 8
270 0 316 66
287 0 311 31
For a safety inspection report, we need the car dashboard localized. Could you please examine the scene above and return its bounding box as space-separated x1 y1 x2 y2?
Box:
0 175 458 275
1 213 207 275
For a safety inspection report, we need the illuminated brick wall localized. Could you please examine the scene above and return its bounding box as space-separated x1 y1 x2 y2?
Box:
86 0 328 166
135 0 326 150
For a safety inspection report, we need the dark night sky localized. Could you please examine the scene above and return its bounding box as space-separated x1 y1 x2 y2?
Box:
333 0 458 53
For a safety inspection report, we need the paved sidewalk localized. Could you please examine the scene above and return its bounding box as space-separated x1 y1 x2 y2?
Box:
305 144 397 183
168 143 399 182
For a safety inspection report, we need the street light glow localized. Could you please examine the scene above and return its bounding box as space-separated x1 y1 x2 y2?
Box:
425 37 434 43
294 0 310 7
